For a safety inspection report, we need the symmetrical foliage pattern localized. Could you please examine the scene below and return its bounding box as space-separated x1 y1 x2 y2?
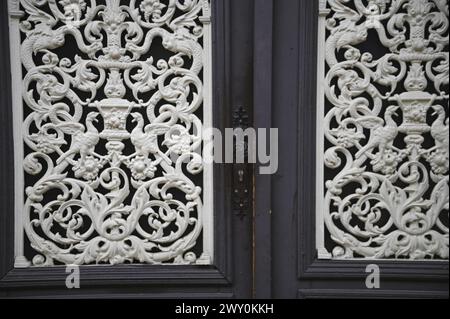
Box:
321 0 449 260
14 0 212 266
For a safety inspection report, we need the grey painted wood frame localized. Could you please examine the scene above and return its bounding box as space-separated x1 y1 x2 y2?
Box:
253 0 274 300
0 0 254 299
270 0 449 299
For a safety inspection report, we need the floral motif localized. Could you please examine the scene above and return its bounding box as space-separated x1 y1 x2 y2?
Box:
164 131 193 155
104 110 127 130
428 149 449 176
140 0 166 22
128 156 157 180
73 156 102 181
403 102 427 124
372 149 403 176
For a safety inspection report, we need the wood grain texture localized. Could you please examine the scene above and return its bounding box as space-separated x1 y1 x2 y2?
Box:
253 0 274 300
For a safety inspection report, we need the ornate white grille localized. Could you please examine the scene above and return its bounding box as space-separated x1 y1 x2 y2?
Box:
8 0 213 267
317 0 449 260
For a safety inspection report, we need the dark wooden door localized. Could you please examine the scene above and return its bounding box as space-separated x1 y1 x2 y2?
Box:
0 0 255 299
0 0 448 300
262 0 449 299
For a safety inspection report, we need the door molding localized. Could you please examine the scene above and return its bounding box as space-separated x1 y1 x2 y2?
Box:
296 0 449 282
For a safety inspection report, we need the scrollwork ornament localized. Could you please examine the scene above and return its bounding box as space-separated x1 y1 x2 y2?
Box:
16 0 212 266
322 0 449 260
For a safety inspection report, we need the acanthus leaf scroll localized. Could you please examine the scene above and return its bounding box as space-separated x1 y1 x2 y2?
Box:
12 0 212 266
321 0 449 260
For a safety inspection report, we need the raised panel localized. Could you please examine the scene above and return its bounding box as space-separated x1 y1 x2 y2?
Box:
316 0 449 261
1 0 255 299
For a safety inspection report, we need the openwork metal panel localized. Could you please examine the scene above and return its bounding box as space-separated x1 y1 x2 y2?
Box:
8 0 213 267
317 0 449 260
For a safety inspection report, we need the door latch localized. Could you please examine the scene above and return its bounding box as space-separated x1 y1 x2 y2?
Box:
232 106 251 218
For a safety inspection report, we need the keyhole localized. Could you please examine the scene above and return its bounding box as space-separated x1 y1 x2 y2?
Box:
238 170 244 182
